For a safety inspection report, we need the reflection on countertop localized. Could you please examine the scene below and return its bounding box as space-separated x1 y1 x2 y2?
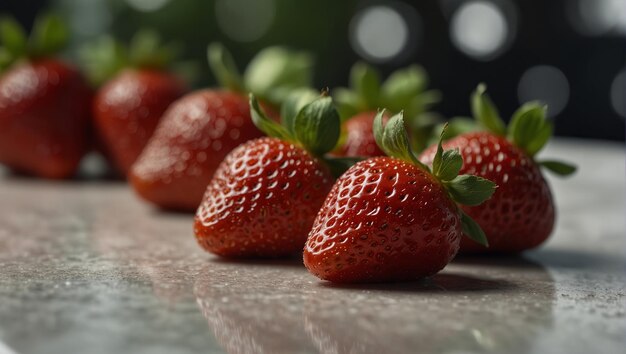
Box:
0 139 624 354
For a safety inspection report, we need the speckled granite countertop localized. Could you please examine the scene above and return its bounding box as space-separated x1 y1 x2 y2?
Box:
0 139 624 354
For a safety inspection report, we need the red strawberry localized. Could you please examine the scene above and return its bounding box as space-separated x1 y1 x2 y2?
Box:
420 84 576 253
333 62 440 157
129 43 313 211
337 111 386 157
195 137 333 257
194 93 347 257
130 90 262 211
85 31 187 174
304 112 495 283
0 15 91 178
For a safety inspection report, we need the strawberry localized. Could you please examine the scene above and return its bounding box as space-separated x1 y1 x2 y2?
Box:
194 92 353 257
82 31 188 175
338 111 386 157
333 63 440 157
304 112 496 283
129 43 313 211
0 15 91 178
420 84 576 253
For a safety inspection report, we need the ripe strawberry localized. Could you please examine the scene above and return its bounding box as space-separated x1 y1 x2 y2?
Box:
337 111 386 157
0 15 91 178
194 93 350 257
333 63 440 157
83 31 187 174
420 84 576 253
304 112 496 283
129 43 313 211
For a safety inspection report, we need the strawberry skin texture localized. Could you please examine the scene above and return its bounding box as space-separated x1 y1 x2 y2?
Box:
194 137 334 257
93 69 186 174
129 90 263 211
304 157 462 283
0 59 92 178
336 111 386 158
420 132 555 253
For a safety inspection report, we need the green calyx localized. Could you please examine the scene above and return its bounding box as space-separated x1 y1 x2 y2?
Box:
373 110 427 169
249 90 340 156
250 90 359 177
209 43 313 106
335 62 440 120
374 115 496 246
80 29 186 86
470 83 577 177
334 62 441 152
0 13 68 73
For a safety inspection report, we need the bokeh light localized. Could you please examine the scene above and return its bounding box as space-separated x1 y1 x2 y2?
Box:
610 69 625 118
126 0 170 12
517 65 570 118
349 4 416 63
450 0 515 61
215 0 276 42
567 0 626 36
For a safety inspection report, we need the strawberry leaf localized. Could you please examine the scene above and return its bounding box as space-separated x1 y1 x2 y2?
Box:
0 16 27 57
507 102 551 156
333 87 361 121
29 14 67 58
444 174 497 206
461 210 489 246
249 94 293 141
281 88 319 136
208 42 245 93
243 46 313 105
78 36 127 86
0 48 12 72
373 110 428 170
435 150 463 182
350 62 380 110
431 124 464 182
471 83 506 136
539 160 577 176
293 96 341 156
380 65 428 114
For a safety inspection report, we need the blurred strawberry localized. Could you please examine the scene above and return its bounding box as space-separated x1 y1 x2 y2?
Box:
130 44 314 211
333 62 441 157
420 84 576 253
0 14 91 178
81 31 188 175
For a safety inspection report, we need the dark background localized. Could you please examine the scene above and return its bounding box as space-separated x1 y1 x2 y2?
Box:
2 0 625 141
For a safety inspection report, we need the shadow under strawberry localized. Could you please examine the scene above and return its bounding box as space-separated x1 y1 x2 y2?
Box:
303 257 554 354
317 272 516 293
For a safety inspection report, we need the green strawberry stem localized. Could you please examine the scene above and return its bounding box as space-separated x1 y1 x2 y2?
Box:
250 92 358 178
470 83 577 177
373 111 496 246
210 43 313 106
0 13 68 73
80 30 186 86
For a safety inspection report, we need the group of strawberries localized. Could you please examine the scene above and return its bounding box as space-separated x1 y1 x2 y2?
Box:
0 15 575 283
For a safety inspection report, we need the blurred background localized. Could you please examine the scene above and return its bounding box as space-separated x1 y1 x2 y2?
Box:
2 0 625 141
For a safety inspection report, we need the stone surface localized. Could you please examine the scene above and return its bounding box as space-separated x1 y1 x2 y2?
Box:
0 139 624 354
